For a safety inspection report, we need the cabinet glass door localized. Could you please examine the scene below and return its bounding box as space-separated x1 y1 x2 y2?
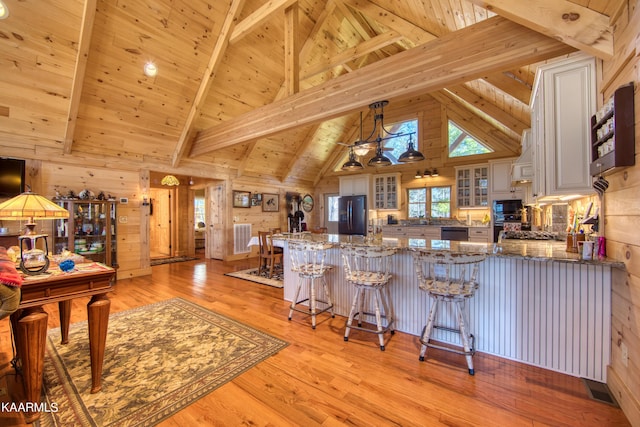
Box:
473 167 488 206
53 200 117 267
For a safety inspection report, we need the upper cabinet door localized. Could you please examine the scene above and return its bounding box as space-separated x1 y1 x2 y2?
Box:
536 54 597 197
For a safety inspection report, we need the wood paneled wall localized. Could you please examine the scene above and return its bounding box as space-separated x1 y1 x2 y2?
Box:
601 3 640 425
35 161 150 280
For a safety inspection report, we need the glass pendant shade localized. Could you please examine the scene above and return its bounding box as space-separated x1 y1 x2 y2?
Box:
431 169 439 177
161 175 180 186
352 144 370 157
398 141 425 163
415 171 422 179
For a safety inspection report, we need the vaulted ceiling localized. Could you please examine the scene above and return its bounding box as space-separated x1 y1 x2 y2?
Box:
0 0 619 185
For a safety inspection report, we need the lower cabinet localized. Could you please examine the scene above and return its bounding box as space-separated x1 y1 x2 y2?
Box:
468 227 490 243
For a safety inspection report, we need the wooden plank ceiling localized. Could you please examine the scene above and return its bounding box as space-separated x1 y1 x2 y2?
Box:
0 0 619 185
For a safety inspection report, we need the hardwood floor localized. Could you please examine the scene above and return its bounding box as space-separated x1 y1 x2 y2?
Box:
0 258 631 426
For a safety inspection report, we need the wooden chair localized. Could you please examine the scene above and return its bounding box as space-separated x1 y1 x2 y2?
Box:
269 228 283 255
258 231 283 279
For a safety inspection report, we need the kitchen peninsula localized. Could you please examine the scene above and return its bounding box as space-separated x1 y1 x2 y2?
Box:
279 233 623 382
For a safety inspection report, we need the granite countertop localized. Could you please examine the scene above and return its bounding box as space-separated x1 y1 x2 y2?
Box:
274 233 624 267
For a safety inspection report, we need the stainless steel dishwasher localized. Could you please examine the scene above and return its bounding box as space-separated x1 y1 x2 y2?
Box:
440 226 469 241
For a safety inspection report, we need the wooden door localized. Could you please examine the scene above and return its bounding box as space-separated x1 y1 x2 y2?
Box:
206 182 225 260
150 188 172 258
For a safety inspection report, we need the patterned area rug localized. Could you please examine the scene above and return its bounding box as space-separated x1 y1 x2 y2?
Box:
225 268 284 288
40 298 288 426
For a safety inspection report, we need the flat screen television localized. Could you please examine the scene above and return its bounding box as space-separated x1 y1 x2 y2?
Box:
0 158 26 198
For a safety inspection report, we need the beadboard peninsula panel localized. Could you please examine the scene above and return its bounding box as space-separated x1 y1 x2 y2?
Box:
283 246 612 382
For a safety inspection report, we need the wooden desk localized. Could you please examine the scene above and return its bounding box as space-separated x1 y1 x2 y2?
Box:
10 262 115 423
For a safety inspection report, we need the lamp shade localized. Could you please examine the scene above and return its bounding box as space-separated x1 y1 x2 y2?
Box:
367 144 392 167
341 149 364 171
398 141 425 163
0 191 69 221
161 175 180 186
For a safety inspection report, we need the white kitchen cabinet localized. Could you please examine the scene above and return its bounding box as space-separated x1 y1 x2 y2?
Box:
530 53 596 199
373 173 400 209
489 158 522 201
468 227 490 243
339 174 370 197
455 165 488 208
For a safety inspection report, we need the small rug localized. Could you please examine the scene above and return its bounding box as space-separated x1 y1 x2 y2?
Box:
40 298 288 426
150 256 198 266
225 268 284 288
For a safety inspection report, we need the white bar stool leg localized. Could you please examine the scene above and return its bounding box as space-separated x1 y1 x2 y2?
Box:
455 300 475 375
344 287 361 341
419 298 440 361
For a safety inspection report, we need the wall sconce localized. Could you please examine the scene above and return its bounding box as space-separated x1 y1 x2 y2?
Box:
142 194 150 206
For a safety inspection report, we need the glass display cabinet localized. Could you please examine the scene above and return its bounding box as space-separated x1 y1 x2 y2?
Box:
53 200 117 267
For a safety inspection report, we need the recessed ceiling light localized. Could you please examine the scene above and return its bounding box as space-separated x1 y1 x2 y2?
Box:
144 61 157 77
0 1 9 20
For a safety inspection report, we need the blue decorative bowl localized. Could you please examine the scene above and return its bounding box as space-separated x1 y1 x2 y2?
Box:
59 259 75 272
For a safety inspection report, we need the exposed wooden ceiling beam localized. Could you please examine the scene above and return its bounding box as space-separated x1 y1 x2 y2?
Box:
301 31 404 80
430 91 519 155
444 85 530 134
229 0 298 45
481 72 532 105
343 0 438 45
62 0 97 155
284 4 300 95
345 0 532 110
281 124 318 182
190 16 574 157
465 0 613 59
170 0 246 168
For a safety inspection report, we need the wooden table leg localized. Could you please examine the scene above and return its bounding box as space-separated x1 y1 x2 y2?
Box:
87 293 110 393
13 307 48 424
58 300 71 344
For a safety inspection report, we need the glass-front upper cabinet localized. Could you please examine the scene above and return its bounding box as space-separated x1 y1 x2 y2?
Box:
456 165 488 208
53 200 117 268
374 173 400 209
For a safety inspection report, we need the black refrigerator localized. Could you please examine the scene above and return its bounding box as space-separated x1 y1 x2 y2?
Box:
338 195 367 235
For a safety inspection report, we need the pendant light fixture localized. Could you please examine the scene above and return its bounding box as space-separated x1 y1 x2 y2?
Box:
340 100 421 170
341 147 364 171
368 143 392 167
161 175 180 186
398 134 425 163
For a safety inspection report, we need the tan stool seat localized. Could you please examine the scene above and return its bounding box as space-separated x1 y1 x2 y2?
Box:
341 244 396 351
288 240 334 329
412 249 486 375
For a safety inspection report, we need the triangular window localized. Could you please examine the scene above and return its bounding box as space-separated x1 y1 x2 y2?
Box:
448 120 492 157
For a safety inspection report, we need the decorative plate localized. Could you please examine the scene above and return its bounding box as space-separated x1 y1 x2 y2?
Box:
301 194 314 212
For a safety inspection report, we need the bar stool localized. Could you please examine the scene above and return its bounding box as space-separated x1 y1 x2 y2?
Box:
340 244 396 351
288 240 334 329
412 249 486 375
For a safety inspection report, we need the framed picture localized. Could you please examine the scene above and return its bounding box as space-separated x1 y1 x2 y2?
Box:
301 194 314 212
251 193 262 207
262 193 279 212
233 190 251 208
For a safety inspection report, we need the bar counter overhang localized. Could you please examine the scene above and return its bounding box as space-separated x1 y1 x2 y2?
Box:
277 233 624 382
